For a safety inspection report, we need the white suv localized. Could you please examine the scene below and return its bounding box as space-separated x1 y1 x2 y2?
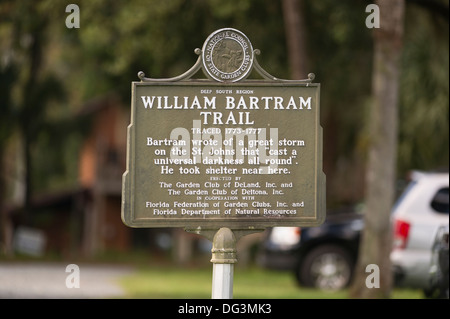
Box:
391 171 449 297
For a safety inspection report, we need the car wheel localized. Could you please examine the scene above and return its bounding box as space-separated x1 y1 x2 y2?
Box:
296 245 354 291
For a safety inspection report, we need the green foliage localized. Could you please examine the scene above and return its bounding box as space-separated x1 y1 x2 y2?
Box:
398 5 449 174
305 0 373 157
0 0 448 203
64 0 287 101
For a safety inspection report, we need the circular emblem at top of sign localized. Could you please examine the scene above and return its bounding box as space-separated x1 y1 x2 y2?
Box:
202 28 254 83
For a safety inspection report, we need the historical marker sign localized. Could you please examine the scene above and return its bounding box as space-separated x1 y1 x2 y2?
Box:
122 29 325 229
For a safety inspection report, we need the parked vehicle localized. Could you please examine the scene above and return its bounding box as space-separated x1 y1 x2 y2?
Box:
258 171 448 293
391 171 449 297
429 225 449 299
257 207 363 290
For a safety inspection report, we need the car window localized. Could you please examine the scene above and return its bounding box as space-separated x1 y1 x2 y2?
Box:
431 187 449 214
392 180 417 212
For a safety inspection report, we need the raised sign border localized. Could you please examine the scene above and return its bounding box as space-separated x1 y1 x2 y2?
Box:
122 29 325 229
122 81 325 228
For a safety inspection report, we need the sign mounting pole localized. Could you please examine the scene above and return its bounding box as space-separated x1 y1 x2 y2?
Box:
210 227 236 299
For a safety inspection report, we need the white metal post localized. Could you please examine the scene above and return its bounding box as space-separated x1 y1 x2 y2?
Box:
212 263 234 299
210 227 237 299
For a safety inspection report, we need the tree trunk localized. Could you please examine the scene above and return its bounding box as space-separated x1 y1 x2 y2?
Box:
0 149 13 256
20 18 44 223
349 0 405 298
281 0 308 79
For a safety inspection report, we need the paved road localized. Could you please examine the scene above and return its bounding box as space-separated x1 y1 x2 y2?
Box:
0 262 134 299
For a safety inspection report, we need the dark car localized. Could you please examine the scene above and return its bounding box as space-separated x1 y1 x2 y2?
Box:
428 225 449 298
257 208 363 290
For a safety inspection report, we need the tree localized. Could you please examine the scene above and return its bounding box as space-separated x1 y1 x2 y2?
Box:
281 0 308 79
0 61 17 255
350 0 405 298
0 0 65 224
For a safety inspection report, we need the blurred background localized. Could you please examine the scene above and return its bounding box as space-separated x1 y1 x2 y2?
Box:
0 0 448 298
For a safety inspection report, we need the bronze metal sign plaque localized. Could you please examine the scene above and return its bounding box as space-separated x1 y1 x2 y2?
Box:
122 29 325 229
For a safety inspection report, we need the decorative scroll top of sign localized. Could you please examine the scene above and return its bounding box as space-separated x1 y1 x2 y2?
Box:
137 28 315 84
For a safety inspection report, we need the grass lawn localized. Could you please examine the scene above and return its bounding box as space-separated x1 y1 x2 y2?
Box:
119 265 423 299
